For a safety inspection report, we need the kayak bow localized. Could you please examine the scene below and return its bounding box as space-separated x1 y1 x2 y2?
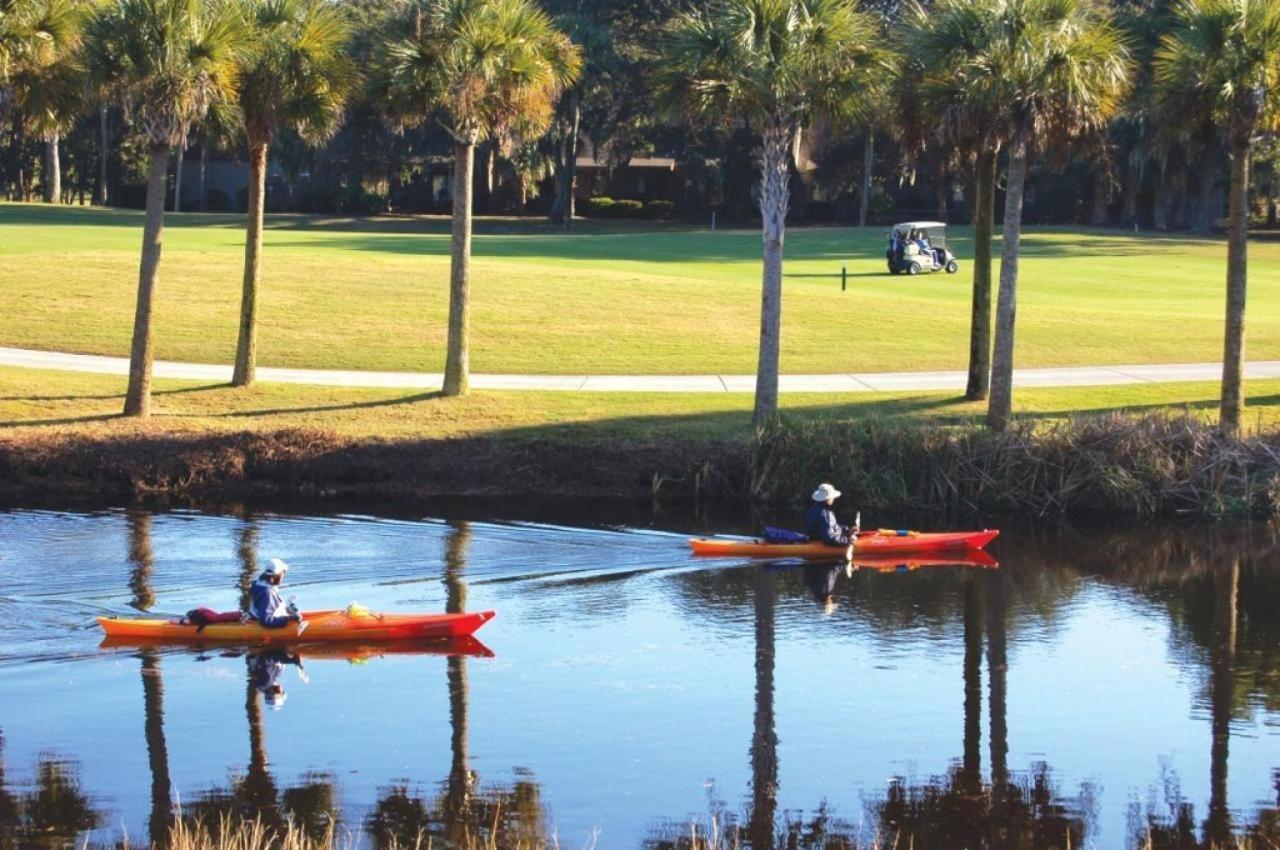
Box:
97 609 496 644
689 529 998 559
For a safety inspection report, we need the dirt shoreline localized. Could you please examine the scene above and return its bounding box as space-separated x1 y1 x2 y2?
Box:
0 429 747 502
4 412 1280 517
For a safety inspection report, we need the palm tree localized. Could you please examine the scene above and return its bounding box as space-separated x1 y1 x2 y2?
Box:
376 0 581 397
658 0 892 426
87 0 244 417
13 51 84 203
1 0 78 82
903 0 1009 402
1156 0 1280 435
230 0 354 387
979 0 1130 431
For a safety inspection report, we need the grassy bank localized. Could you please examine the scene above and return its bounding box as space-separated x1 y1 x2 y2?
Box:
3 203 1278 375
6 367 1280 515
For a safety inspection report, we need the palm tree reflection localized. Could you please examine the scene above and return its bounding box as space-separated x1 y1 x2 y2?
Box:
747 567 778 850
367 521 547 850
127 510 156 612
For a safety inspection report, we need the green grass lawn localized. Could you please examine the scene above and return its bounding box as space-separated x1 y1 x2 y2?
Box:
3 202 1276 375
6 366 1280 441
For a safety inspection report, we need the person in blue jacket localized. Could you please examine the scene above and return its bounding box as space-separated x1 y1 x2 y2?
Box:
249 559 302 629
804 483 853 546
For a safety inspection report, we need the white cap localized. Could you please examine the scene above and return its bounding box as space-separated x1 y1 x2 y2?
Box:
264 558 290 576
812 483 842 502
265 689 287 710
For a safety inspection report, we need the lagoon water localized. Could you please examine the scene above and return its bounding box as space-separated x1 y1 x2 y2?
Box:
1 504 1278 849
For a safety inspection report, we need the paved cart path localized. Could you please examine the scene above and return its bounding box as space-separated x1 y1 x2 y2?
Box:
4 346 1278 393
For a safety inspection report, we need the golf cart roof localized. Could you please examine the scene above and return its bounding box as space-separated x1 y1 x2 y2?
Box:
892 220 947 231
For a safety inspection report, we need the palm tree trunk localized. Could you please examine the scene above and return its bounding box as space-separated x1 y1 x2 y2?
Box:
560 90 581 231
233 142 269 387
858 127 874 228
443 136 476 397
965 147 996 400
173 139 185 212
934 156 948 223
1220 139 1250 434
1192 126 1219 235
198 133 208 212
987 132 1028 432
753 123 791 427
43 133 60 203
123 147 171 418
96 106 109 206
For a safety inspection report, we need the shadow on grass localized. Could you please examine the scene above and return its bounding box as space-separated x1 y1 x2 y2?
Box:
9 380 1276 441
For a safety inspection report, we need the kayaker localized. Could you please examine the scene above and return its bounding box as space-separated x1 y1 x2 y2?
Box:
805 483 852 546
248 559 303 629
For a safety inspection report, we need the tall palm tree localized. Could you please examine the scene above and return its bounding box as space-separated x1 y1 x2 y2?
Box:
376 0 580 397
0 0 78 82
87 0 244 417
13 51 84 203
980 0 1130 431
658 0 892 426
1156 0 1280 434
903 0 1009 402
230 0 354 386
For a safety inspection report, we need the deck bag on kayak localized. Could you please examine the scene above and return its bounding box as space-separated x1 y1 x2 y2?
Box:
181 607 245 633
763 527 809 544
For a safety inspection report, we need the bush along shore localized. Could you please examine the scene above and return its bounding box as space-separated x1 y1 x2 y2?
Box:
4 412 1280 518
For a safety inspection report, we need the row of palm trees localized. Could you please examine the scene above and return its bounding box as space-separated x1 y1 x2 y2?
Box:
661 0 1279 432
1 0 580 415
2 0 1278 433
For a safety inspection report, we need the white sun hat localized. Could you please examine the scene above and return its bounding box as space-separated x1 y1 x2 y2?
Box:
811 483 842 502
264 558 290 576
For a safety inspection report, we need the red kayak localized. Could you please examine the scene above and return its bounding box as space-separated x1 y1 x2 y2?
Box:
97 608 496 644
689 529 998 559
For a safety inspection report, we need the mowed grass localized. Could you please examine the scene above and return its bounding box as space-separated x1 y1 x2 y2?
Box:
7 366 1280 441
2 202 1278 375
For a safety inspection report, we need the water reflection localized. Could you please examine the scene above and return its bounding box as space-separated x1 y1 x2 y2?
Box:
0 733 99 850
128 510 156 612
6 506 1280 849
366 522 550 850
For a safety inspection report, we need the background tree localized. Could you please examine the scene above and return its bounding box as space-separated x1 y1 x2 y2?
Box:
658 0 893 426
87 0 244 417
231 0 354 387
1156 0 1280 434
375 0 581 396
983 0 1130 431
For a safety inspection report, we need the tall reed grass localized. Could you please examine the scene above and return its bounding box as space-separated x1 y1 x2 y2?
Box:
747 412 1280 517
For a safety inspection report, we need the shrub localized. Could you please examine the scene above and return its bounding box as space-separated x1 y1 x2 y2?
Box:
585 196 615 216
644 200 676 219
610 199 644 218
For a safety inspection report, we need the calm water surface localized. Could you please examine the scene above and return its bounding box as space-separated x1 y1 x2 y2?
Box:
1 504 1278 849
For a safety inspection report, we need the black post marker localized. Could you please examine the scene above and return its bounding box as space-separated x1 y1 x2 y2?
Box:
842 265 847 291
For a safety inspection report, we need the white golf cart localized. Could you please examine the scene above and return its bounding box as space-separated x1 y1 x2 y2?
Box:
886 220 959 276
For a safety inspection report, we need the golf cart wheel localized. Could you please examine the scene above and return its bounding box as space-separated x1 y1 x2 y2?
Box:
907 262 921 276
888 262 898 275
945 260 959 274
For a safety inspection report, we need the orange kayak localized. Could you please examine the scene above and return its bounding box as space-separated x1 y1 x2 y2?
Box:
689 529 998 559
97 609 495 644
98 634 495 658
